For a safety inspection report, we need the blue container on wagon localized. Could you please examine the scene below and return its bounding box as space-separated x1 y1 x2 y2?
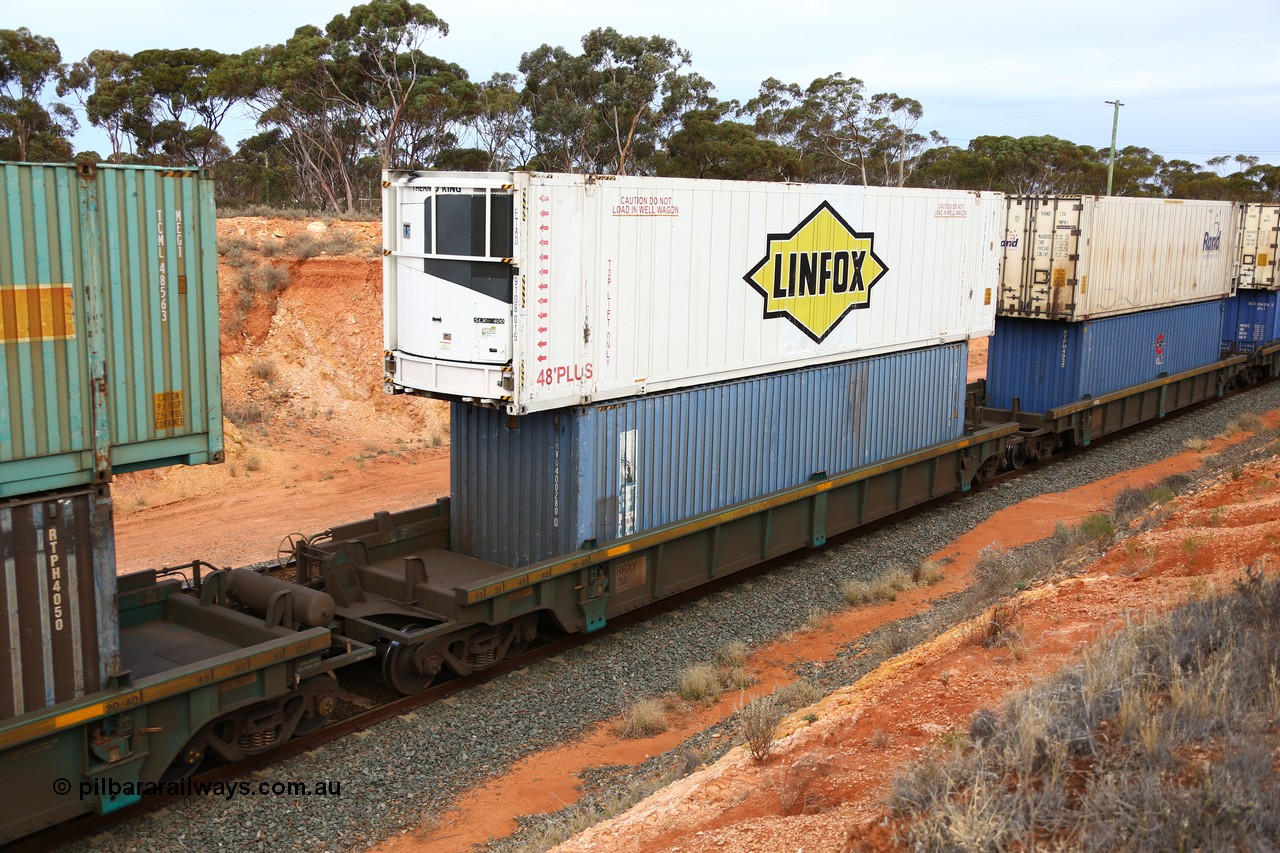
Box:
451 343 968 568
985 301 1224 414
1221 291 1280 353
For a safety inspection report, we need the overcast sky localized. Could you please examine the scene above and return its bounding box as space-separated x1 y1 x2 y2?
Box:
19 0 1280 167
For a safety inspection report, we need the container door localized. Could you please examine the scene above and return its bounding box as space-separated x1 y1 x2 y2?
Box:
1000 198 1082 319
393 187 515 364
1239 203 1279 289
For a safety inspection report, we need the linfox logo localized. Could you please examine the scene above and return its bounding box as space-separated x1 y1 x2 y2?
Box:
743 201 888 343
1203 223 1222 252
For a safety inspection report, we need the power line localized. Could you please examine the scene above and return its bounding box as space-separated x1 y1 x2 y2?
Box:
932 106 1098 130
1127 101 1280 109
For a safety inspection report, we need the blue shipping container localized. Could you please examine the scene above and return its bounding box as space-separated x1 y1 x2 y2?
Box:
1221 290 1280 353
451 343 967 568
986 301 1224 413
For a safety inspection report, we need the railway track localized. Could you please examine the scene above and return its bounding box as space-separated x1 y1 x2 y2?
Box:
10 379 1269 853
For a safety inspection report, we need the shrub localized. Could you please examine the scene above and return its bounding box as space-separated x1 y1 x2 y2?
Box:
315 232 358 255
260 263 290 292
284 232 320 259
225 400 264 427
741 694 783 762
888 566 1280 849
249 357 278 384
971 601 1021 648
1078 512 1116 545
219 236 257 266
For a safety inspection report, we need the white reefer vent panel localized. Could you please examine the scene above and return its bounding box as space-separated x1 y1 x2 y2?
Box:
384 172 1003 414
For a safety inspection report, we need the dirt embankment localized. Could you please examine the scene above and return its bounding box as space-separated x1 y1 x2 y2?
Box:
111 217 450 573
537 423 1280 853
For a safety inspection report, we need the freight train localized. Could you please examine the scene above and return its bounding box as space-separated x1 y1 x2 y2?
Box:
3 162 1279 843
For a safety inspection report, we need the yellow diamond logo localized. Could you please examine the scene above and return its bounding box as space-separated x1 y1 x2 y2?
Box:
744 201 888 343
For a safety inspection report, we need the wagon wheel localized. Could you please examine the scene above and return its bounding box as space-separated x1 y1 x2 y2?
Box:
381 625 445 695
277 532 308 568
502 615 540 659
1006 443 1027 470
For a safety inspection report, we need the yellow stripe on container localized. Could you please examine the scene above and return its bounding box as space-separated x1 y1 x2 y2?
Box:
0 284 76 343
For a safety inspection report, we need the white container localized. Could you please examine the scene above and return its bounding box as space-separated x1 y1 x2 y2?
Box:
383 172 1003 414
1237 203 1279 290
998 195 1239 322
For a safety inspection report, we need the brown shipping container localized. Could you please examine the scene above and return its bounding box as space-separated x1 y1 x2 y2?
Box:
0 487 118 719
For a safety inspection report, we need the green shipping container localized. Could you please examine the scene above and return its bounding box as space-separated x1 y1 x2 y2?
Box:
0 162 223 498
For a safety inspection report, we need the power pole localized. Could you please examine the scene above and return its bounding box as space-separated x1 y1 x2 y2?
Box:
1105 99 1124 195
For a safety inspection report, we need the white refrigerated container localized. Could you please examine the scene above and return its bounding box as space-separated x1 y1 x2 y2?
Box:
998 195 1239 321
383 171 1003 414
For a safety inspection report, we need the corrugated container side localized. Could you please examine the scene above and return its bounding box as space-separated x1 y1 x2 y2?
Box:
999 196 1237 321
0 487 119 720
0 162 223 498
1222 290 1280 352
986 301 1224 413
452 344 967 567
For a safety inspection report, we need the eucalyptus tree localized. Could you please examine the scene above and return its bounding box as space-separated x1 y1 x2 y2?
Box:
471 72 535 169
60 50 141 160
0 27 76 162
325 0 475 171
741 74 940 186
519 28 711 175
656 105 799 181
234 1 475 210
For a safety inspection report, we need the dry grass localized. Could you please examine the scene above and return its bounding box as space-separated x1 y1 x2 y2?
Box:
714 641 751 669
1221 412 1265 438
883 566 1280 851
620 698 668 738
773 679 823 712
843 565 915 606
677 664 721 702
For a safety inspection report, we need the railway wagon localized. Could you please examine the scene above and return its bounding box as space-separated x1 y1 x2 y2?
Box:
3 164 1276 847
0 162 371 843
0 542 370 843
